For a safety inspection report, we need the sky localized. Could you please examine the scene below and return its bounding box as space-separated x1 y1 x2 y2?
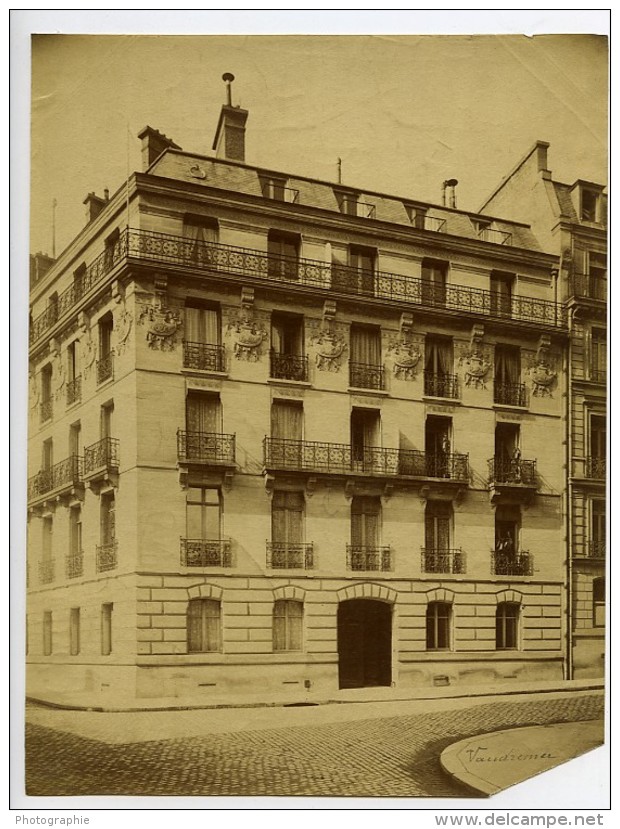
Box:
28 30 608 258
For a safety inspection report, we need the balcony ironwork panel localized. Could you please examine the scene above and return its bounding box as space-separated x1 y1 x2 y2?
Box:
180 538 232 567
570 274 607 301
177 430 236 465
40 399 53 423
421 548 466 574
266 541 314 569
96 541 118 573
83 437 120 476
424 371 459 399
38 559 55 584
349 361 385 390
586 457 606 479
270 351 309 382
589 368 606 385
346 545 392 572
491 550 533 576
488 457 537 487
587 541 606 559
66 552 84 579
96 354 114 385
28 455 83 503
494 382 527 407
28 470 53 502
66 376 82 405
183 341 225 372
28 228 567 346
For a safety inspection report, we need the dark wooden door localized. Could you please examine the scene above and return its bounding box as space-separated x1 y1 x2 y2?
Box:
337 600 392 689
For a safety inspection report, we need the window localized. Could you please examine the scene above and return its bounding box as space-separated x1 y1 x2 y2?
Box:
494 345 523 406
272 491 304 546
271 400 303 441
42 516 53 560
590 328 606 383
587 252 607 299
267 231 299 280
42 438 54 473
495 508 519 555
69 608 80 656
186 392 222 436
101 603 113 655
259 175 297 203
273 600 303 651
593 578 605 627
350 408 380 468
187 598 221 653
100 492 116 546
590 414 606 460
490 272 514 317
424 336 454 397
351 496 381 549
426 602 451 650
425 416 452 477
183 215 218 266
349 246 376 296
335 190 359 216
184 300 223 371
69 421 81 457
43 611 53 656
591 499 606 558
40 364 53 422
349 324 383 388
97 313 114 384
421 259 447 306
101 401 114 439
69 506 82 555
425 502 452 552
73 263 86 300
104 229 121 269
271 314 306 380
66 342 81 404
405 204 427 229
581 188 601 223
494 423 522 482
186 487 221 540
496 602 520 649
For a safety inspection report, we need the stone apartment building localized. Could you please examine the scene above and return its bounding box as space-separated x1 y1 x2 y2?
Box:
26 85 570 703
481 143 607 679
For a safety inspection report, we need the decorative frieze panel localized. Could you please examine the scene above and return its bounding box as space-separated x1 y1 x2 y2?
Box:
114 298 133 356
138 278 182 351
81 329 97 379
458 324 491 390
309 300 347 372
527 335 558 398
386 312 421 380
226 286 268 361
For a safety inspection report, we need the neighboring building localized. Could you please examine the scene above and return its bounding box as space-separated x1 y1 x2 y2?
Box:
481 142 607 679
27 87 569 704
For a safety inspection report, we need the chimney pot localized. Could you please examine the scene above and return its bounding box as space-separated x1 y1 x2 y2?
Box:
212 74 248 163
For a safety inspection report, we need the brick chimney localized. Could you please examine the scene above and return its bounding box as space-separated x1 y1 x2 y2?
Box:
29 252 55 287
212 73 248 163
83 190 109 223
137 126 181 171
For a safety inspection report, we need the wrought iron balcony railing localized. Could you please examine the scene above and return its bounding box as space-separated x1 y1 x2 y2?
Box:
83 437 119 477
177 430 236 465
181 538 232 567
28 455 84 503
589 368 606 385
28 228 567 347
183 341 226 372
66 376 82 406
424 371 459 399
96 541 118 573
96 353 114 385
66 552 84 579
349 361 385 390
261 183 299 204
570 273 607 302
270 351 309 382
347 545 392 572
488 457 538 487
421 548 466 574
478 228 512 245
586 457 606 479
491 550 533 576
39 559 55 585
264 437 469 482
266 541 314 569
424 216 446 233
587 541 606 559
494 382 527 407
40 399 53 423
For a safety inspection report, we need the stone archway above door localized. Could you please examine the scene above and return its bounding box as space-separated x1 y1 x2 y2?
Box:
336 582 397 604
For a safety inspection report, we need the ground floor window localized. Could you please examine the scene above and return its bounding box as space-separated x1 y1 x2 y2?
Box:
496 602 520 649
426 601 451 650
101 603 113 656
593 578 605 627
42 611 52 656
69 607 80 656
273 600 303 651
187 598 221 653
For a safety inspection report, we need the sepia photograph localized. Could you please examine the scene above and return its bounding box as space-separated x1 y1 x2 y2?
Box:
14 11 609 810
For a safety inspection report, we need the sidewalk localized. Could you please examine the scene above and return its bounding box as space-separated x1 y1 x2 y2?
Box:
27 676 604 713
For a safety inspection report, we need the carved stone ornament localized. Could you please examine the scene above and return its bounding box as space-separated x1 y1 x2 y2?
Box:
81 330 97 377
387 337 421 380
114 300 133 355
29 370 40 411
528 335 557 398
227 288 267 361
53 350 66 401
310 299 347 372
138 286 182 352
458 325 491 389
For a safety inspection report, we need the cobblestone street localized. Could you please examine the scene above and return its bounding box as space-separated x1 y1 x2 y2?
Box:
24 692 604 798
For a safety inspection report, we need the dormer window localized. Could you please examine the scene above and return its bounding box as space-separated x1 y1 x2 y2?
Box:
581 188 601 223
405 204 445 233
259 175 299 204
335 189 375 219
474 219 512 245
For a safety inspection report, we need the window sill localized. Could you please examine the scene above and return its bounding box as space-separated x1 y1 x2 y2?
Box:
268 377 312 388
492 403 528 412
423 395 461 405
348 387 388 397
181 368 229 379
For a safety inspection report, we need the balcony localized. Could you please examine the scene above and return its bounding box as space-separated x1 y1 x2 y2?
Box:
66 552 84 579
424 371 459 399
349 361 385 390
346 545 392 572
181 538 232 567
494 382 527 408
488 457 538 504
39 399 53 424
66 376 82 406
424 216 446 233
183 341 226 373
270 351 309 382
421 548 466 575
570 274 607 302
28 455 84 506
586 457 606 479
38 559 55 585
478 228 512 246
491 550 533 577
28 228 566 347
96 353 114 385
589 368 606 385
83 438 119 487
264 438 469 484
574 541 605 561
177 430 236 466
266 542 314 570
96 541 118 573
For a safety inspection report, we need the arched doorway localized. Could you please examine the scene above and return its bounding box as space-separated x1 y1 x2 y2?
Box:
337 599 392 689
